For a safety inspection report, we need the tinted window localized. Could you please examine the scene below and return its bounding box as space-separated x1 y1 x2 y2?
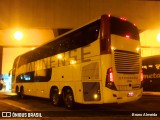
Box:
16 71 34 83
110 17 139 40
18 20 100 67
12 56 20 75
34 69 52 82
16 68 52 83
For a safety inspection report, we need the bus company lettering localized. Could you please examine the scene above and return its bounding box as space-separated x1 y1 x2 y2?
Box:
50 46 91 68
18 45 93 73
119 76 138 80
118 74 138 80
143 73 160 79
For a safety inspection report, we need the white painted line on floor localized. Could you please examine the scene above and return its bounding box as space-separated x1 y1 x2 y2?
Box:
0 100 31 111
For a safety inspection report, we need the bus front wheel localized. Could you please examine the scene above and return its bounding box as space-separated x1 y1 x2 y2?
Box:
63 89 75 109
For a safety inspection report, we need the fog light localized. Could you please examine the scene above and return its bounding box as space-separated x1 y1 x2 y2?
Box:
93 94 98 99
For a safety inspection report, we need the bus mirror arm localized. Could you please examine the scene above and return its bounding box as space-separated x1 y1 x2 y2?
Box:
8 69 13 76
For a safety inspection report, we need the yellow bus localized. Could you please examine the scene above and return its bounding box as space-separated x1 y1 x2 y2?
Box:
11 14 143 109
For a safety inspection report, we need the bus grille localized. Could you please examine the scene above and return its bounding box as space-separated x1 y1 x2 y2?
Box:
114 50 140 74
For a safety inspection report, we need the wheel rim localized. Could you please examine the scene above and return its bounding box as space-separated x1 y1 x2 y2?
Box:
65 93 73 108
52 93 59 105
20 89 24 98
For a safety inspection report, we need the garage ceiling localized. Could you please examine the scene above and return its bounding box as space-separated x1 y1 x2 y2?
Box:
0 0 160 45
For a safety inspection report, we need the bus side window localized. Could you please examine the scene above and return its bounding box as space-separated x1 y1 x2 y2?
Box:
142 68 146 73
142 66 147 73
155 64 160 70
152 65 157 73
147 65 152 74
34 68 52 82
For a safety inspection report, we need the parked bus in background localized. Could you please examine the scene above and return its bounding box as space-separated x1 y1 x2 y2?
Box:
10 14 143 109
142 55 160 95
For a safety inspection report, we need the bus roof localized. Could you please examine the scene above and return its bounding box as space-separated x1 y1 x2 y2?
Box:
16 14 137 60
142 55 160 65
17 16 101 58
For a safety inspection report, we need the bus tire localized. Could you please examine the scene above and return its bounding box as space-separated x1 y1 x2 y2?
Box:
20 86 25 99
63 88 75 109
15 86 19 97
50 88 62 106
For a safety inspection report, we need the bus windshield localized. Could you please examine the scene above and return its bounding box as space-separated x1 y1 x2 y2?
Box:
110 16 139 40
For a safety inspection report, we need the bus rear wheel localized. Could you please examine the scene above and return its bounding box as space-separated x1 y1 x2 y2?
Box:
20 87 24 99
63 89 75 109
15 86 19 97
50 89 62 106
